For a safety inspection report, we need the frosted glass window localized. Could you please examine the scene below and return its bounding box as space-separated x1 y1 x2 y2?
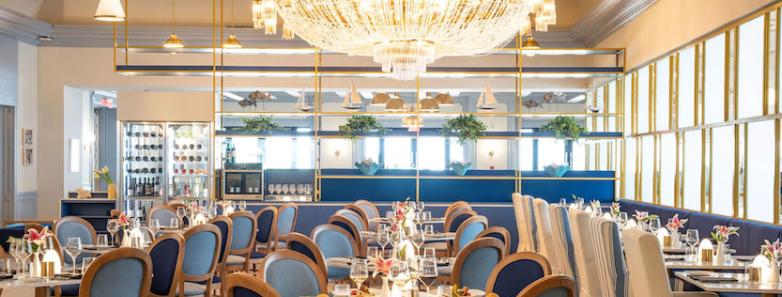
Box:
660 133 676 206
711 126 735 216
293 138 314 169
364 137 380 161
738 16 765 119
638 67 650 133
264 137 293 169
384 137 413 169
704 34 726 124
624 75 633 135
538 139 565 169
448 138 465 163
519 139 533 170
625 138 636 199
679 47 696 128
600 142 610 170
418 137 445 170
608 82 617 131
683 130 702 211
572 141 586 170
233 138 263 164
746 121 775 222
641 136 654 203
656 57 670 131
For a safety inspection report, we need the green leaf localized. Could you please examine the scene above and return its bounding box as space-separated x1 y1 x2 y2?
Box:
442 115 487 144
541 116 587 141
338 115 386 140
241 116 282 133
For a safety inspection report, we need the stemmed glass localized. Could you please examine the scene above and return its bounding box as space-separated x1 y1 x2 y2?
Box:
412 229 426 255
389 261 410 289
9 241 24 278
377 230 389 257
297 184 305 195
419 258 439 295
685 229 700 262
106 220 119 246
20 242 32 278
274 184 283 196
349 258 369 291
304 184 313 196
289 184 297 195
268 184 276 195
65 238 83 274
148 219 160 239
648 218 662 233
176 207 187 227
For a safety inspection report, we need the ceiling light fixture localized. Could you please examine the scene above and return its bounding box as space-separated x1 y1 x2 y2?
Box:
419 94 440 112
402 116 423 131
385 95 407 112
371 93 391 106
434 93 455 106
94 0 126 22
163 0 184 48
223 0 243 48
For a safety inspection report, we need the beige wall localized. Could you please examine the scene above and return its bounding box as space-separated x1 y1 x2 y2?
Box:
598 0 779 70
117 92 214 122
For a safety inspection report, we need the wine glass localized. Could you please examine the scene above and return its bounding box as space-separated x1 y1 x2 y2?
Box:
648 218 662 233
618 212 629 224
377 230 390 257
412 229 426 255
148 219 160 239
288 184 297 195
417 201 426 213
176 207 186 223
65 238 83 274
424 225 434 235
20 242 32 278
685 229 700 262
81 257 95 275
419 258 439 295
367 246 379 259
106 220 119 246
274 184 283 196
304 184 313 196
423 247 436 260
9 241 23 278
349 258 369 291
389 261 410 288
238 201 247 211
297 184 305 195
170 218 180 229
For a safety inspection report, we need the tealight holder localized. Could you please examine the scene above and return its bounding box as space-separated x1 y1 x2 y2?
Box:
748 266 761 283
663 235 673 247
700 248 713 263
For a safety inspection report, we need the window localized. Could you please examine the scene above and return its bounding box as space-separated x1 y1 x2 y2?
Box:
624 137 636 199
519 138 534 170
683 130 702 211
364 137 380 161
746 121 775 222
292 137 314 168
608 82 617 131
384 137 413 169
641 136 654 203
264 137 293 169
656 57 670 131
711 126 734 216
660 133 676 206
738 16 765 119
572 141 586 170
704 33 726 124
638 67 650 133
624 75 633 135
449 138 465 163
537 138 565 169
596 88 604 132
418 137 445 170
233 137 263 164
679 47 696 128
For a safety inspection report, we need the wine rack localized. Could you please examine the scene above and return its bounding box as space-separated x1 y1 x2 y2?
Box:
167 123 211 200
122 123 165 199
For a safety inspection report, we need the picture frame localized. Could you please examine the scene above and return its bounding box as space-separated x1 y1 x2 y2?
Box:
22 129 33 147
22 148 33 166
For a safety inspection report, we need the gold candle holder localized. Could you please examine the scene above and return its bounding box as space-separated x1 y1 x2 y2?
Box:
748 266 761 283
42 261 55 278
663 235 673 247
700 248 714 263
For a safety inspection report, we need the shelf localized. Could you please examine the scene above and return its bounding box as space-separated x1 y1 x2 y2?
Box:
61 199 117 204
215 129 623 139
119 46 623 57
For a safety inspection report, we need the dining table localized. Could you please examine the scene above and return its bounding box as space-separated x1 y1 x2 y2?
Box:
674 271 782 297
327 256 454 275
370 218 446 225
0 276 81 297
664 255 753 270
360 231 455 243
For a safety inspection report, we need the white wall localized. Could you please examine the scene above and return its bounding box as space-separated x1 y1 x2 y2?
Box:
15 41 37 219
62 86 91 193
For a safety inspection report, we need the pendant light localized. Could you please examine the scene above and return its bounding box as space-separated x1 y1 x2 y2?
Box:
371 93 391 106
385 93 407 112
94 0 126 22
418 93 440 112
163 0 184 48
434 93 455 106
223 0 243 48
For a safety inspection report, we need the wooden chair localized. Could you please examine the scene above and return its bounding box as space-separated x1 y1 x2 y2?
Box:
166 200 186 210
250 206 278 272
451 238 505 290
227 211 258 272
180 224 222 297
285 232 328 280
451 215 488 256
516 275 577 297
335 208 368 231
343 204 370 231
485 252 551 297
354 200 380 231
54 216 97 266
208 216 233 284
149 205 181 228
444 201 471 220
477 226 512 256
327 215 366 257
147 233 185 297
222 273 281 297
275 203 299 249
259 250 328 297
79 247 153 297
311 224 360 280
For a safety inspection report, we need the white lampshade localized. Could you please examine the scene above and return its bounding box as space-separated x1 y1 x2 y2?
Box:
753 254 770 267
624 219 637 230
94 0 126 22
698 239 713 257
655 228 670 246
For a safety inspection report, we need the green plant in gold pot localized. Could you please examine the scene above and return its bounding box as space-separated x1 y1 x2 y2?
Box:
339 115 386 140
442 115 487 144
541 116 587 141
242 116 282 133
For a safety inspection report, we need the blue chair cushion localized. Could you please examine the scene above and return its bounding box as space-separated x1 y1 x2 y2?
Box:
491 259 545 297
257 210 275 243
459 246 501 290
266 258 322 297
149 238 181 296
231 216 255 251
251 251 267 259
213 221 231 263
88 258 146 297
233 287 263 297
289 241 317 264
314 229 354 279
277 207 296 237
183 231 218 276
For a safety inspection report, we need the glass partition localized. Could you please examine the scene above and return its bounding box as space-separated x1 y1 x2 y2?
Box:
738 16 765 119
746 121 775 222
711 125 735 216
683 130 702 210
704 33 726 124
659 133 675 206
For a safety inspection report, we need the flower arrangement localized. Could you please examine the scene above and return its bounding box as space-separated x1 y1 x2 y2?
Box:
711 225 739 244
116 211 130 229
761 239 782 262
666 214 688 232
609 202 621 217
93 166 113 185
371 255 393 278
355 158 382 176
24 227 51 252
633 210 659 223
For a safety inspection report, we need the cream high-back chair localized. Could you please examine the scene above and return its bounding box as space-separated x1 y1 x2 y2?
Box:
512 193 537 252
568 209 602 297
533 198 559 273
622 229 717 297
548 204 576 277
591 216 629 297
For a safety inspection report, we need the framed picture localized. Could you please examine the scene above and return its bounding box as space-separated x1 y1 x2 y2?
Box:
22 129 33 147
22 148 33 166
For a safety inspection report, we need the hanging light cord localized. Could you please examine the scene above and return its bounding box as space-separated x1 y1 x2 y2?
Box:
171 0 176 33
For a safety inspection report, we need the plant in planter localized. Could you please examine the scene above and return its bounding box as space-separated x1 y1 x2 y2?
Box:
242 116 282 133
442 115 487 144
448 161 472 176
355 158 382 176
339 115 386 140
541 116 587 141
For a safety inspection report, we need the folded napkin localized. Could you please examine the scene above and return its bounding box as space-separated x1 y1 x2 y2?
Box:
689 275 738 283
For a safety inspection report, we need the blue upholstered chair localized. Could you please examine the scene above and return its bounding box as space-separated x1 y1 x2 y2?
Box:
328 214 366 257
149 205 181 228
451 238 505 290
444 209 477 255
260 250 327 297
227 211 258 272
180 224 222 297
336 208 368 231
208 216 233 283
485 252 551 297
354 200 380 231
286 232 328 280
548 204 577 277
311 224 359 280
250 206 277 271
54 216 97 265
517 275 577 297
452 215 488 256
79 247 152 297
477 226 511 256
591 216 629 297
147 233 185 297
275 203 298 249
222 273 281 297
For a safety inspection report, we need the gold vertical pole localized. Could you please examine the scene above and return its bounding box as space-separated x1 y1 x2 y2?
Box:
124 0 128 65
113 23 117 70
708 128 714 213
653 134 659 204
733 124 740 218
674 131 681 208
743 123 748 219
415 76 421 202
211 0 217 201
775 119 780 223
764 13 771 116
314 51 321 201
517 35 523 194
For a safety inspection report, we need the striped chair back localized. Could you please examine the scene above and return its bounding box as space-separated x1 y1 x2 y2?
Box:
568 209 603 297
533 198 558 272
591 216 629 297
512 193 537 252
548 204 576 278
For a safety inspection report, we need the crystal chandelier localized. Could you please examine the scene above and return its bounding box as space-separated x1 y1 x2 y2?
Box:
264 0 556 80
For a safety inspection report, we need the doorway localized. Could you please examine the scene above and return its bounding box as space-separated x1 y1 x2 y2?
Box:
0 105 14 224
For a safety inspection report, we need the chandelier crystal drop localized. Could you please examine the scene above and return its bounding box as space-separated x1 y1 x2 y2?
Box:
271 0 555 80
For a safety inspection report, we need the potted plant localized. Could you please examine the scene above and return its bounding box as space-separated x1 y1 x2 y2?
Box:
241 116 282 133
540 116 587 141
442 115 487 144
339 115 386 140
355 158 382 176
94 166 115 199
448 161 472 176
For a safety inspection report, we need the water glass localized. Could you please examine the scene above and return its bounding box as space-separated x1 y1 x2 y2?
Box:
423 247 436 259
367 246 379 258
385 211 394 219
350 258 369 290
685 229 700 261
423 211 432 221
170 218 180 229
424 224 434 235
106 220 119 246
648 218 661 233
419 258 438 294
81 257 95 274
96 234 109 248
238 201 247 211
148 219 160 238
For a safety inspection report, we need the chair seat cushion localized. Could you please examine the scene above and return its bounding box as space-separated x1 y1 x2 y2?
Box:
227 255 247 266
250 251 267 259
180 281 209 296
51 284 79 296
